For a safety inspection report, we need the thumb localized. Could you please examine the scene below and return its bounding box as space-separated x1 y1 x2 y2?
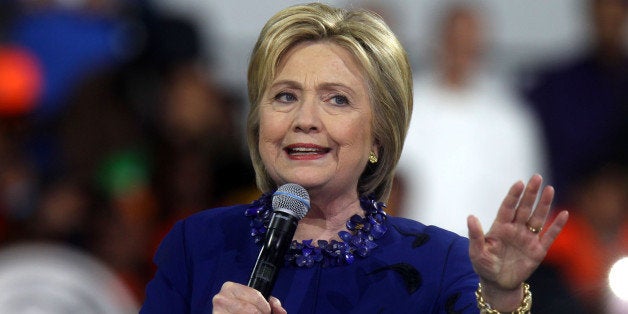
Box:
467 215 485 256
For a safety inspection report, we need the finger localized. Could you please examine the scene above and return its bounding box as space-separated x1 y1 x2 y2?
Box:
215 282 271 313
467 215 486 259
494 180 525 223
213 294 264 314
269 297 287 314
213 294 254 314
526 185 554 232
539 210 569 250
513 174 543 224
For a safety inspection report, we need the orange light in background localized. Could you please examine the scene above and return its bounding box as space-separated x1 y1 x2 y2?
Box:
0 45 43 117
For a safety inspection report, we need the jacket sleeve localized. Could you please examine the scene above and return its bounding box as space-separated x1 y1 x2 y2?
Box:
140 220 191 313
437 237 480 314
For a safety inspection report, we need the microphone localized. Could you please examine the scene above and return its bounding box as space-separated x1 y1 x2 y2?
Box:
247 183 310 299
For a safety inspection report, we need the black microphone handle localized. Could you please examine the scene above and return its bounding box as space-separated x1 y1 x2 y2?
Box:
247 210 298 299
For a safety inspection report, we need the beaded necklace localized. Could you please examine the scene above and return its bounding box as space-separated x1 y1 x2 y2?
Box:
245 192 388 268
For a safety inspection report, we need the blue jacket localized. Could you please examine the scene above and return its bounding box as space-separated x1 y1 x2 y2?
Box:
141 203 480 313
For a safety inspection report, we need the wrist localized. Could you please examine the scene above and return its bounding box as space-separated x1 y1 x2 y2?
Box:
475 282 531 313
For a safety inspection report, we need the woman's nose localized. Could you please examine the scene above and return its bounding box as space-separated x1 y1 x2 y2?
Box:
292 97 320 133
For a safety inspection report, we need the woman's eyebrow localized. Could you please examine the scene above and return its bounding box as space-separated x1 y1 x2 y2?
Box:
269 79 302 90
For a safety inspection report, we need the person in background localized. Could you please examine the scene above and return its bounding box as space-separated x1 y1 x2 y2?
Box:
524 0 628 202
524 1 627 312
397 4 546 236
141 3 568 313
56 11 256 301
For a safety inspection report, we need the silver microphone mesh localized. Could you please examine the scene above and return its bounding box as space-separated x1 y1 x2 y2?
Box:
272 183 310 220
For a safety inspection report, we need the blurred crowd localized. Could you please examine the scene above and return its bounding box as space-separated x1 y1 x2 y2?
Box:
394 1 627 312
0 0 626 313
523 0 628 312
0 0 257 311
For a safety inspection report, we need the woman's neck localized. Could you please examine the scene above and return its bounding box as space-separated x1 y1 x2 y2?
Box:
293 193 363 242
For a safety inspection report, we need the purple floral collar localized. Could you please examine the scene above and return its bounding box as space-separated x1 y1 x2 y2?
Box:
245 192 388 268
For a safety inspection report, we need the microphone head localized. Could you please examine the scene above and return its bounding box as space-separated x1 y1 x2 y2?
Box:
272 183 310 220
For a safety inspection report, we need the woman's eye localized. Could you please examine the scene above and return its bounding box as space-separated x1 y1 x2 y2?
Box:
330 95 349 106
274 92 297 103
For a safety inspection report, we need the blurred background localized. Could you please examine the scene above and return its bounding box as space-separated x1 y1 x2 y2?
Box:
0 0 626 313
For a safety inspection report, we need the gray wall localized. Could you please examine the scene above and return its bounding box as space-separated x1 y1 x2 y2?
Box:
152 0 592 88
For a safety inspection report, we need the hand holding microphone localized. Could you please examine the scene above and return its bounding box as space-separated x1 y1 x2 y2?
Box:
213 184 309 313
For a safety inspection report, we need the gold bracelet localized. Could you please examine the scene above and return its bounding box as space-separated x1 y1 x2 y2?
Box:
475 282 532 314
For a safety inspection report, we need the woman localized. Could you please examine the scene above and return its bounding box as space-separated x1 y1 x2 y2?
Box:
141 3 568 313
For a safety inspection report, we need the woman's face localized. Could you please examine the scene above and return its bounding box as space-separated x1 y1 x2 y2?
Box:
258 41 376 198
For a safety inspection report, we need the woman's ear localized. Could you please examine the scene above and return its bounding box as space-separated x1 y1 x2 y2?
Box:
372 140 380 157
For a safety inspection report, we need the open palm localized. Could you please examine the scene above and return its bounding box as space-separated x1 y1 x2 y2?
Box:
468 174 569 290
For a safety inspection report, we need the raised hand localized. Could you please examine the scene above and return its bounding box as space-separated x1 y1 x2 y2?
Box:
467 174 569 310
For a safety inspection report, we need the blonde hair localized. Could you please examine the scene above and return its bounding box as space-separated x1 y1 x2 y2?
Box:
247 3 412 201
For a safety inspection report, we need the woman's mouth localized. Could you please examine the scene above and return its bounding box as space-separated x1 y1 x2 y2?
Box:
284 144 331 159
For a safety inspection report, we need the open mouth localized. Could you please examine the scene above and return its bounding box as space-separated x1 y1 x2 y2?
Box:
284 144 331 156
